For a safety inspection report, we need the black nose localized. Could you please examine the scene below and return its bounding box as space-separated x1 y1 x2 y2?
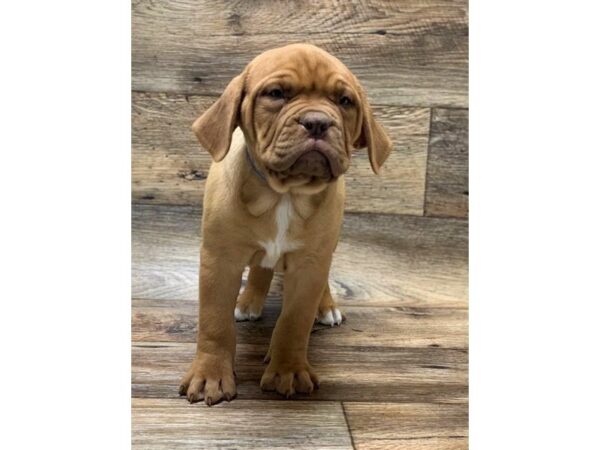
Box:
299 112 333 138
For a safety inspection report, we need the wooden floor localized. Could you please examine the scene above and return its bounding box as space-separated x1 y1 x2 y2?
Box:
132 205 468 449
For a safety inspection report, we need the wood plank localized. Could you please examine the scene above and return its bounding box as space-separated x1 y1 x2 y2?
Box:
344 402 467 447
132 342 467 403
132 92 430 214
132 204 200 301
425 108 469 218
133 298 467 349
132 3 468 107
353 437 468 450
132 398 353 449
132 0 468 36
131 93 214 205
132 204 468 308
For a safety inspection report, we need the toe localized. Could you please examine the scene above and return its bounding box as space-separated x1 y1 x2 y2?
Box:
178 384 187 396
318 308 344 326
260 371 277 391
221 374 237 401
263 347 272 364
234 306 249 321
186 377 205 403
179 369 193 395
332 308 342 325
276 373 295 398
319 310 334 325
235 304 262 322
295 371 314 394
204 379 223 406
307 367 320 389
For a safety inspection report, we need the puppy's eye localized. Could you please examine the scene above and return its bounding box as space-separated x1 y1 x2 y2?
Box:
339 95 353 107
266 88 284 99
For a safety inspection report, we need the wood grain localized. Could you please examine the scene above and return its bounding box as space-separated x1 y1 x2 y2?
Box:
132 2 467 107
133 298 467 348
132 93 215 205
132 204 468 308
132 342 467 403
425 108 469 218
132 398 353 449
132 297 468 403
132 0 468 36
344 402 468 447
352 437 468 450
132 91 430 214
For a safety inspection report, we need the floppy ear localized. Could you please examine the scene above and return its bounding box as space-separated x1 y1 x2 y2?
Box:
192 73 245 161
355 90 393 174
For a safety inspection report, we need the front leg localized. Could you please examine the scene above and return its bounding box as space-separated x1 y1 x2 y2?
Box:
260 251 331 397
179 246 244 406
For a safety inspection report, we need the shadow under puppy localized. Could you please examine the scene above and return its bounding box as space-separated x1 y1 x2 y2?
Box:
180 43 392 405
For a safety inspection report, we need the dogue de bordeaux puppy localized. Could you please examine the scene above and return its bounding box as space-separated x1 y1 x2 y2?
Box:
179 43 392 405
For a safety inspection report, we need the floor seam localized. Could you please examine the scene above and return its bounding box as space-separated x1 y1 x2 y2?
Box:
341 402 357 450
423 107 435 216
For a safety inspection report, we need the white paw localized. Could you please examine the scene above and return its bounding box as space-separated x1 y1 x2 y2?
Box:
317 308 343 326
234 305 262 322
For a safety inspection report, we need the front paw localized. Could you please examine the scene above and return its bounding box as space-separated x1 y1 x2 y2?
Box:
260 359 320 398
179 352 236 406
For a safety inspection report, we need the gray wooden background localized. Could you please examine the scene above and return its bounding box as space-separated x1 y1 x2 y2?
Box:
132 0 468 218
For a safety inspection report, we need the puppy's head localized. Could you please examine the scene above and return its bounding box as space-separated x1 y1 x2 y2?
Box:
192 44 392 193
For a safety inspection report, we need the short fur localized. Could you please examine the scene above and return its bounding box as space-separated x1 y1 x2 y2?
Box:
180 44 392 405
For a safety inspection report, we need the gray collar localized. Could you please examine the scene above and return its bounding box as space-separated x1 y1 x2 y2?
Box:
245 147 267 183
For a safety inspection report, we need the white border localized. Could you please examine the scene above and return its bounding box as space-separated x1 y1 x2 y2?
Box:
1 2 130 448
471 1 600 448
1 1 599 449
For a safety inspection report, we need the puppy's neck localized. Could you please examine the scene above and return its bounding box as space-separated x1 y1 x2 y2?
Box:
244 145 268 183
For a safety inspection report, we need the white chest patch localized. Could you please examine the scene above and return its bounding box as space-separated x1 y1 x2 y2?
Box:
259 194 302 269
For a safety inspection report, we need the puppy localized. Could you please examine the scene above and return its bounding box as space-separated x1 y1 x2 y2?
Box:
179 44 392 405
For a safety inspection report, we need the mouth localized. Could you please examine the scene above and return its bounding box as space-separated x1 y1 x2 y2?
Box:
270 139 343 180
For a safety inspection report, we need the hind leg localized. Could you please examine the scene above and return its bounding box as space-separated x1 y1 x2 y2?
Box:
316 283 343 326
235 266 274 321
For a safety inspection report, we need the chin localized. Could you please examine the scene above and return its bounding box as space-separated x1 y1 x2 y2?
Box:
262 140 348 194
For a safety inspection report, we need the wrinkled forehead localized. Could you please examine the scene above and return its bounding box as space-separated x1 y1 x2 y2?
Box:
245 45 355 94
